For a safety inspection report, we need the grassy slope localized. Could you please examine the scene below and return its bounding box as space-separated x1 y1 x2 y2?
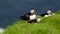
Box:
3 11 60 34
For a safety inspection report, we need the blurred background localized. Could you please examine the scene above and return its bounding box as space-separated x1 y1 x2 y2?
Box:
0 0 60 28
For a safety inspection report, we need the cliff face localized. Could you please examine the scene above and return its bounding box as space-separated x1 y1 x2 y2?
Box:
0 0 60 28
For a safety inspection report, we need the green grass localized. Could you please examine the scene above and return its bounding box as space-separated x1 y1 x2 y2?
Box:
3 11 60 34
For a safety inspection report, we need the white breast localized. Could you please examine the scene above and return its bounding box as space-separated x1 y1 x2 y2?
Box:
29 14 36 20
44 14 52 17
44 15 49 17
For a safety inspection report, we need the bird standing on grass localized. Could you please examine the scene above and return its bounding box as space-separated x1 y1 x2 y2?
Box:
41 10 55 17
20 9 41 23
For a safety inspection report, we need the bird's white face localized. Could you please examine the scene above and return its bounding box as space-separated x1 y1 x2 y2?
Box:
47 10 52 14
30 10 35 14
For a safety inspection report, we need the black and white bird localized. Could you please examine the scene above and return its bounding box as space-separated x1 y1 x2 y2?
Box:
20 9 36 20
41 10 55 17
20 9 41 23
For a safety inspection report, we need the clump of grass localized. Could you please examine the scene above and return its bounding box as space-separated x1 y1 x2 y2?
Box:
3 11 60 34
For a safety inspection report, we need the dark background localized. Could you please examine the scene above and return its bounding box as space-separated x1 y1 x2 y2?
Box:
0 0 60 28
